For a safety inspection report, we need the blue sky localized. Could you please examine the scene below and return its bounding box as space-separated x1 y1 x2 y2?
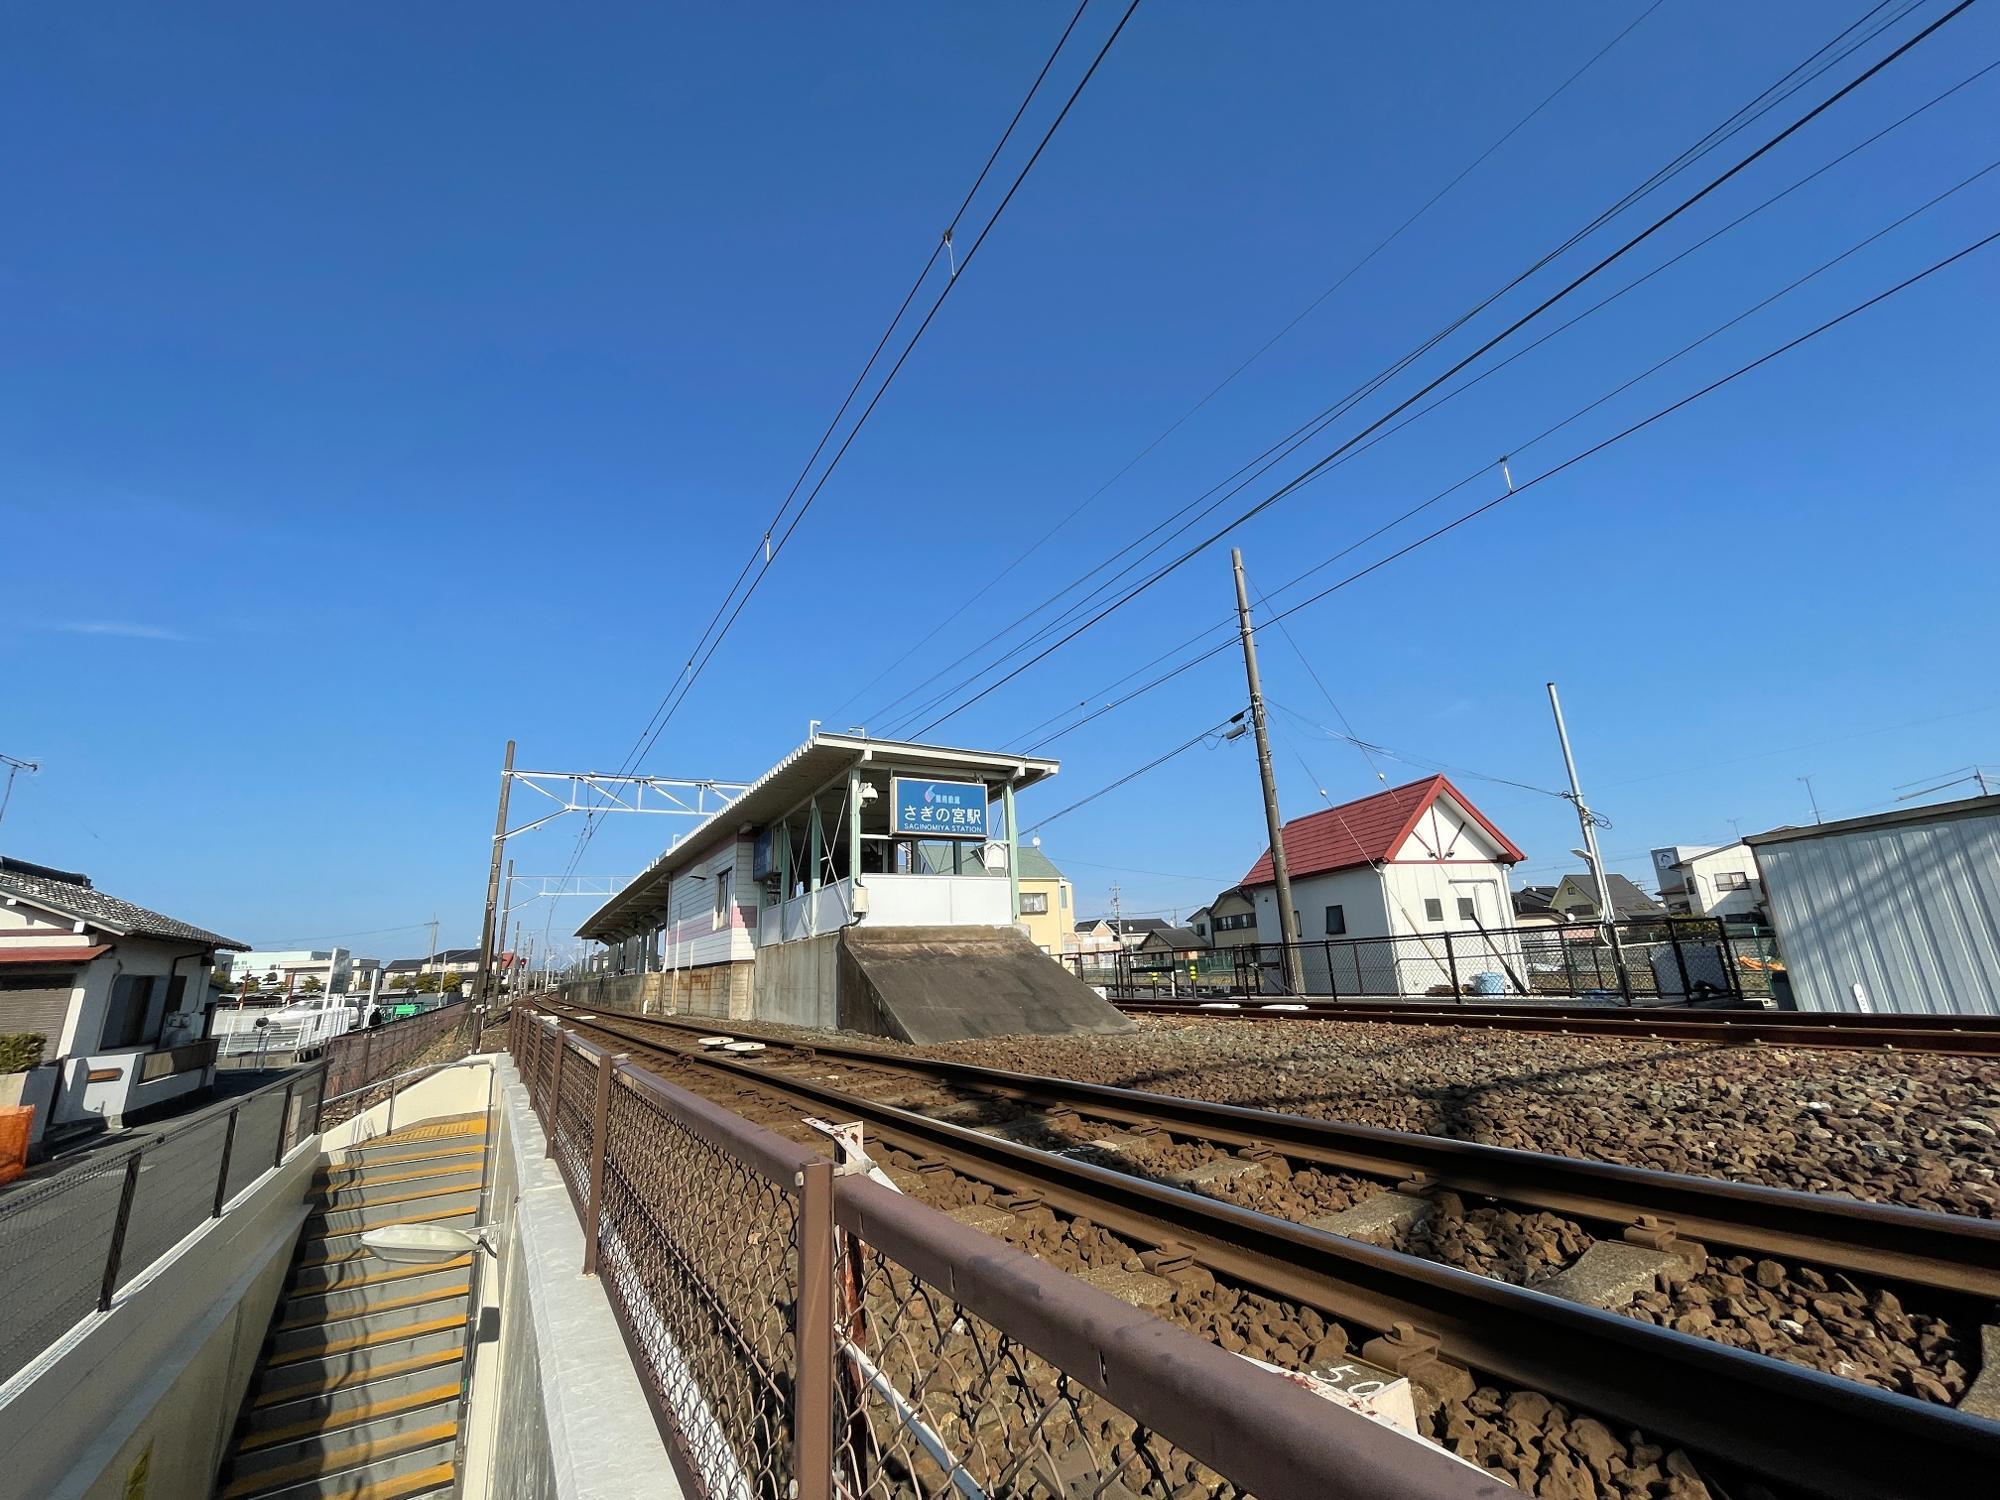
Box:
4 1 1997 954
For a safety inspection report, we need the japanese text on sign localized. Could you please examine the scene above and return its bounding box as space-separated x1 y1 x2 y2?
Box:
890 777 989 839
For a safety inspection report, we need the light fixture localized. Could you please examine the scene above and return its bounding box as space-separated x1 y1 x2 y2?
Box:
361 1223 494 1265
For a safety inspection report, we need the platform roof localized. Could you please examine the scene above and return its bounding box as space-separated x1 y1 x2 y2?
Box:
577 732 1058 941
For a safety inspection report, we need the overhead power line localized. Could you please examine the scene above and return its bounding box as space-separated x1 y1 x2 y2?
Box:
831 0 1667 727
1017 93 2000 751
1024 713 1246 832
552 0 1144 893
898 0 1976 740
621 0 1145 776
1015 221 2000 755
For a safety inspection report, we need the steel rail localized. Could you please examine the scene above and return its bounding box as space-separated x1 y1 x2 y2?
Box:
546 1004 2000 1299
538 1007 1997 1500
1106 997 2000 1055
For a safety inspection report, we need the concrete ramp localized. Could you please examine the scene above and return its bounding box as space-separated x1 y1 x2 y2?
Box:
836 925 1136 1043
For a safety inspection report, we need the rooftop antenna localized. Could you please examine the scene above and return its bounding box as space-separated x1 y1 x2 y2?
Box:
0 753 40 832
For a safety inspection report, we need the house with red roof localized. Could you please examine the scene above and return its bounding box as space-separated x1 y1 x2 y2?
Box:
1237 775 1527 995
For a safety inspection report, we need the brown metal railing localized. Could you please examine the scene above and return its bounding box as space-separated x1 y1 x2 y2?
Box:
321 1000 478 1122
509 1006 1497 1500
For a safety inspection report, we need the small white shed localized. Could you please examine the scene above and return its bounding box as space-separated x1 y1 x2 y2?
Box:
1745 793 2000 1017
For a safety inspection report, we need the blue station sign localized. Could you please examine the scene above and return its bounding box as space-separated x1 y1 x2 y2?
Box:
890 777 988 839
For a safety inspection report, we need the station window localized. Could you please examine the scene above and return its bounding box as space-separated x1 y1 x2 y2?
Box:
1423 898 1443 922
1457 896 1476 921
713 867 733 928
1324 904 1345 936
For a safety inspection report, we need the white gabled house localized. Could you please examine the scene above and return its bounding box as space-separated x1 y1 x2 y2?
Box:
1239 775 1528 996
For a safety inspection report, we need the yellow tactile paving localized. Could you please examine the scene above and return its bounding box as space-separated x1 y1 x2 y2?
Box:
264 1314 468 1369
278 1282 469 1332
237 1382 464 1451
252 1349 462 1407
218 1419 458 1497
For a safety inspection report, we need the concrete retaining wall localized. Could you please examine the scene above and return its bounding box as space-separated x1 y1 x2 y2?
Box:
750 932 838 1028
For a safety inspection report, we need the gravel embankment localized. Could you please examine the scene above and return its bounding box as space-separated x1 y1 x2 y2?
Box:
920 1017 2000 1217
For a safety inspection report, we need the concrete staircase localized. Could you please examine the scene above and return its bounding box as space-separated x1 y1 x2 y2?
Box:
213 1119 487 1500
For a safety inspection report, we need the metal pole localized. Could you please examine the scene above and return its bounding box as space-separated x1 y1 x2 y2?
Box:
275 1080 295 1167
582 1051 618 1275
494 857 515 1004
1232 550 1304 994
1546 682 1631 1002
794 1159 836 1500
545 1030 566 1158
476 741 517 1007
1003 780 1020 924
213 1108 240 1216
100 1152 144 1310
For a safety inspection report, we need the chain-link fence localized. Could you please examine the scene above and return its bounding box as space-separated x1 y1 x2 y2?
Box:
510 1007 1492 1500
0 1065 323 1387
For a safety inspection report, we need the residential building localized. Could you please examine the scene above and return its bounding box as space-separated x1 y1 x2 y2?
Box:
226 948 354 996
1511 885 1562 927
1014 845 1073 955
1190 887 1260 948
1238 775 1526 995
1651 844 1765 920
1747 793 2000 1016
0 855 246 1151
1137 925 1203 953
1071 916 1171 952
1545 871 1666 922
382 948 481 993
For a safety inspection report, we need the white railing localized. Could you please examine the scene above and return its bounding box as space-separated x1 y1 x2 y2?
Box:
210 1004 354 1057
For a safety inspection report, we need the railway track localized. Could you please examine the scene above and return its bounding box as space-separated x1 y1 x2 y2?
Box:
1106 996 2000 1056
526 1002 1997 1500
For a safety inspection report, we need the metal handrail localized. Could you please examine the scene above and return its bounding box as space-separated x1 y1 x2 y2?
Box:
326 1054 497 1141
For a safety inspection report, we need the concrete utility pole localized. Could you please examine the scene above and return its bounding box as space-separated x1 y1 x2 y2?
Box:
1546 682 1631 1002
475 739 516 1008
1233 550 1305 994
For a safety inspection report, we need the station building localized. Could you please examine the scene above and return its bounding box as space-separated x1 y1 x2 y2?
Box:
574 729 1129 1042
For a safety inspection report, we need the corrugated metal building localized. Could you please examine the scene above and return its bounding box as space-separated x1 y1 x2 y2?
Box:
1745 793 2000 1016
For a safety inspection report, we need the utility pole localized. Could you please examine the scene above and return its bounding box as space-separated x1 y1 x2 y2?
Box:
1546 682 1631 1002
1234 550 1305 994
475 740 516 1009
1798 774 1823 824
425 918 439 998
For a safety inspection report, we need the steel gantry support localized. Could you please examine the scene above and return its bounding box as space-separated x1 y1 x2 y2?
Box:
474 742 752 1007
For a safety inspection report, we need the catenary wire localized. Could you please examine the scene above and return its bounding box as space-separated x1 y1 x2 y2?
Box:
901 0 1977 739
1017 223 2000 757
869 0 1935 736
827 0 1670 726
553 0 1142 890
